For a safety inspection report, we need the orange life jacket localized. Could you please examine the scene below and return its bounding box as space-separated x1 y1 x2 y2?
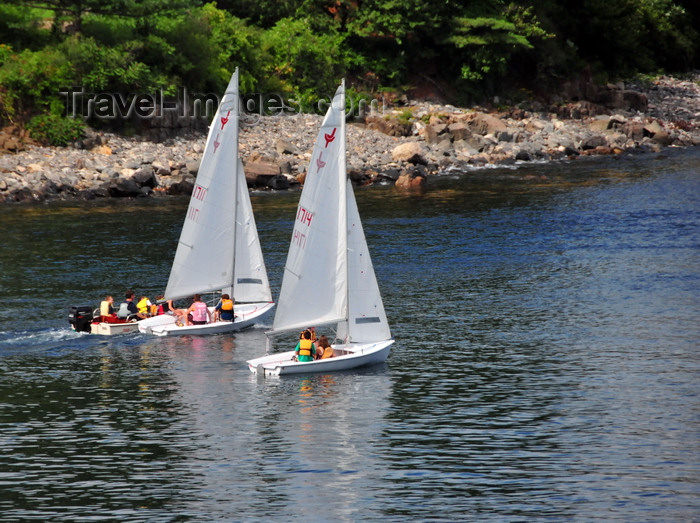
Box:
220 298 233 312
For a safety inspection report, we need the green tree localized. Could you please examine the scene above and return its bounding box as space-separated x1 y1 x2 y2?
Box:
3 0 200 32
259 17 347 107
527 0 698 80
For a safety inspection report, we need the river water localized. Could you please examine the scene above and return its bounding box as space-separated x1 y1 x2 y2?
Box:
0 148 698 521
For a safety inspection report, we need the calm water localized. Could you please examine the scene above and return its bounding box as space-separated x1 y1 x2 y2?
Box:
0 148 698 521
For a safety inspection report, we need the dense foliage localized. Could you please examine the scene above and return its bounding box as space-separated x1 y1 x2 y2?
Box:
0 0 697 143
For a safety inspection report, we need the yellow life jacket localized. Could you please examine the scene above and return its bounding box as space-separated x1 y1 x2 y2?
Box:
298 339 313 357
136 297 150 314
220 298 233 312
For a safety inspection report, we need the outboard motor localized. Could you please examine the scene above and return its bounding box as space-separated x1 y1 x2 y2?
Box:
68 306 93 333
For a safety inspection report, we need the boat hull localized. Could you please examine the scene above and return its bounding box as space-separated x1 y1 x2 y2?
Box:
90 321 140 335
247 339 394 376
138 302 274 336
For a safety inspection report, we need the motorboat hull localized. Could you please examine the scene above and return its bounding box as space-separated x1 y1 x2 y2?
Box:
90 321 140 335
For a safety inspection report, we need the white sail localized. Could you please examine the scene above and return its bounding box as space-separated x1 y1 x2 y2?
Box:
336 178 392 343
271 82 348 334
164 68 270 304
272 80 390 343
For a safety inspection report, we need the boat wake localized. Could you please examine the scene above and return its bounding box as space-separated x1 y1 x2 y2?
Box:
0 327 90 356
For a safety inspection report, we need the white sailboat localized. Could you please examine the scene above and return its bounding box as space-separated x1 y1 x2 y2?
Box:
139 68 274 336
247 80 394 375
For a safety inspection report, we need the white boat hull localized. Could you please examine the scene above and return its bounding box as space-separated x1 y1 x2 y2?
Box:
247 339 394 376
138 302 274 336
90 321 140 335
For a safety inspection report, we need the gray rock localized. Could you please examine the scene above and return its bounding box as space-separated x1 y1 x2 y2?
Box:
276 139 299 155
133 166 157 188
581 135 607 150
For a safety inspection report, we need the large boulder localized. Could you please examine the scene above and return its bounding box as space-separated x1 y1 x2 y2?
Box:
391 142 428 165
621 121 646 141
395 172 426 190
423 123 449 144
276 139 299 155
165 175 195 196
447 121 472 141
467 113 507 136
244 160 281 186
133 166 157 188
365 115 412 137
644 120 672 146
107 177 142 197
581 134 607 150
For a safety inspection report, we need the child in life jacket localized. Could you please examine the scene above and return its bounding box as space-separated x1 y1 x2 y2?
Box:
294 330 316 362
214 294 235 321
186 294 211 325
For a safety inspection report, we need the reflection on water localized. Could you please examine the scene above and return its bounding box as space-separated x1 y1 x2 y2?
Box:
0 148 698 521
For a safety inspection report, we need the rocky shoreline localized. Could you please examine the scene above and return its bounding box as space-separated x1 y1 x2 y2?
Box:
1 74 698 202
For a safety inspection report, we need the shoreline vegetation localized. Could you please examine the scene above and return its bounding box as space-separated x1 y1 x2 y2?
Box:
0 74 698 203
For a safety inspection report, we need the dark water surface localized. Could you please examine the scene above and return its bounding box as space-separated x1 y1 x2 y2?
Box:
1 149 698 521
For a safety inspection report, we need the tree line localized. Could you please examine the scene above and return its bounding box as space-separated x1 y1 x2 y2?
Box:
0 0 697 144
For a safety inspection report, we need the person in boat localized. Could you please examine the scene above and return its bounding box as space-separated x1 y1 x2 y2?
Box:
214 293 235 322
315 334 333 359
137 296 155 317
117 290 147 321
294 329 317 362
155 295 168 315
171 301 188 325
186 294 211 326
100 295 115 319
155 296 188 326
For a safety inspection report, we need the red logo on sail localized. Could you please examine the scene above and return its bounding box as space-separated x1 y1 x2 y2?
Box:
324 128 336 147
316 152 326 173
213 133 221 152
220 111 230 130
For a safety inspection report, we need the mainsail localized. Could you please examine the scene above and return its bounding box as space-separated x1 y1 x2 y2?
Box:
164 68 271 304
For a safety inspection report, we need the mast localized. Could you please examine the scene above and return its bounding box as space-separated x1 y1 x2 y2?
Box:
340 79 350 345
230 67 240 299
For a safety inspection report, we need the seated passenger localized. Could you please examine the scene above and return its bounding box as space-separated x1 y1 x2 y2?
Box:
137 296 155 317
155 295 167 315
170 301 188 326
315 335 333 359
186 294 211 325
100 295 115 319
214 293 235 322
117 290 147 321
294 330 316 362
156 297 187 326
